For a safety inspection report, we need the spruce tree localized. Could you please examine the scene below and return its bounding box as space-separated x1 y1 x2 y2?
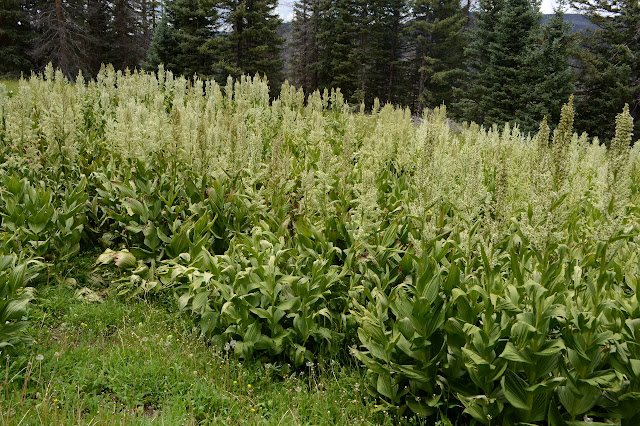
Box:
316 0 360 100
110 0 144 71
528 7 576 124
166 0 220 78
31 0 88 78
453 0 503 124
483 0 542 130
367 0 408 105
408 0 465 111
0 0 34 78
84 0 112 76
456 0 550 133
349 0 377 104
313 0 411 106
219 0 283 89
572 0 639 142
290 0 321 94
145 13 180 73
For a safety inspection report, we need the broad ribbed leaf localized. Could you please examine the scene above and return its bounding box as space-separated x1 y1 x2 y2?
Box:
502 370 531 411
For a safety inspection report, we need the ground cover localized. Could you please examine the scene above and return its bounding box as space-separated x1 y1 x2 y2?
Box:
0 80 18 93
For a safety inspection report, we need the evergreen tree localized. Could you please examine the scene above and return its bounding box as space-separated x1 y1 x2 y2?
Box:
138 0 156 49
483 0 542 130
528 7 576 124
31 0 88 78
349 0 377 104
165 0 220 78
453 0 503 124
316 0 360 100
145 13 180 72
110 0 143 71
84 0 112 76
219 0 283 89
456 0 548 132
290 0 321 94
308 0 410 106
572 0 639 142
366 0 408 105
408 0 465 111
0 0 34 78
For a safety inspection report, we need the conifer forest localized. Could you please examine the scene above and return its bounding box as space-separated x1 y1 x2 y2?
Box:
1 0 640 424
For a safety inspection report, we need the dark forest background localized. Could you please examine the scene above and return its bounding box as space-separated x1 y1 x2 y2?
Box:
0 0 638 139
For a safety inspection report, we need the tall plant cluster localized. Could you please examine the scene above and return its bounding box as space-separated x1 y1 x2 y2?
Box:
1 71 639 423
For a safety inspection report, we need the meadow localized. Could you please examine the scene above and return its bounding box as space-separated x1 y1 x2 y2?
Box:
0 65 639 424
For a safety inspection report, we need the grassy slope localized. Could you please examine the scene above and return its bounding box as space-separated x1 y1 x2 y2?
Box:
0 252 414 426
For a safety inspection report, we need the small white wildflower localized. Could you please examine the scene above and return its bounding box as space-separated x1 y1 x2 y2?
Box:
36 354 44 361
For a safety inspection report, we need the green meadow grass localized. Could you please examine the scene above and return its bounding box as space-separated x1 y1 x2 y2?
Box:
0 80 19 93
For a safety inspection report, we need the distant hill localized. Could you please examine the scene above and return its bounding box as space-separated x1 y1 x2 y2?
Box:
542 13 593 33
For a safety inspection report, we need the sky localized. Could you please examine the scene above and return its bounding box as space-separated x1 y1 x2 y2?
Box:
276 0 568 22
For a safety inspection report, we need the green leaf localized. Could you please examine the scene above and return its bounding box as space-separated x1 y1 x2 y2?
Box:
502 370 531 411
558 385 600 417
244 322 261 344
500 342 533 364
293 314 310 340
406 399 436 417
536 340 565 357
191 291 210 311
199 310 219 336
376 374 396 400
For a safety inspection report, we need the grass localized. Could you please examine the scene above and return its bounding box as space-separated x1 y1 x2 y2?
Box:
0 251 413 425
0 80 19 93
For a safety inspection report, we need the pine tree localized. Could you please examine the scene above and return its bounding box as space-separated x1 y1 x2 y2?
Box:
349 0 377 104
0 0 34 78
408 0 465 111
31 0 88 78
138 0 156 50
145 13 180 72
453 0 503 124
455 0 547 133
313 0 410 106
84 0 112 76
110 0 143 71
366 0 408 105
316 0 360 100
484 0 542 130
219 0 283 89
528 7 576 124
166 0 220 78
290 0 321 94
572 0 639 142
